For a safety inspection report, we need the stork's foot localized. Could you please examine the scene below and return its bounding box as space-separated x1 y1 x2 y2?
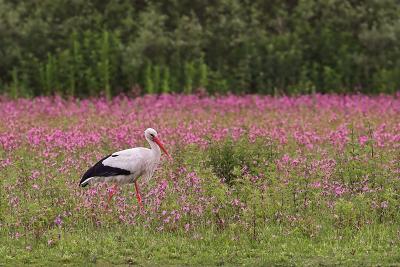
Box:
136 193 144 209
134 181 144 210
105 184 118 209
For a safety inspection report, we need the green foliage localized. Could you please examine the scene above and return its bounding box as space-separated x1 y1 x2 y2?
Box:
144 62 154 94
98 30 111 100
183 62 195 94
1 0 400 96
9 68 19 99
197 58 208 89
373 68 400 94
207 138 239 185
207 137 277 186
161 66 171 93
19 29 121 97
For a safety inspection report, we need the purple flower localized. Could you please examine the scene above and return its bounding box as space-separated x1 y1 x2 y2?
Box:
185 223 190 232
54 216 62 226
359 136 369 146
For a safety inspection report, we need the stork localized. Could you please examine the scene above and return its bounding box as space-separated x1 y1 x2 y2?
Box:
79 128 171 208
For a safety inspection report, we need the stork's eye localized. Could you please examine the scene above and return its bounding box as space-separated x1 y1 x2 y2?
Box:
150 133 155 138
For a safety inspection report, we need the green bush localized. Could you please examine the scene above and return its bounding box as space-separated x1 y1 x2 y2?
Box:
207 137 277 186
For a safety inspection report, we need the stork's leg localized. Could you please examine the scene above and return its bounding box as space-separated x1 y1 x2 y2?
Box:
106 184 118 207
134 181 143 208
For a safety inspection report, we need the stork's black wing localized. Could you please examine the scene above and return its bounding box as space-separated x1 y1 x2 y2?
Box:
79 154 131 187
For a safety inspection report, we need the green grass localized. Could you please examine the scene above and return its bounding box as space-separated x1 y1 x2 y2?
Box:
2 225 400 266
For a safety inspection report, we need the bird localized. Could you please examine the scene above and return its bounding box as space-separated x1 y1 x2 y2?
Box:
79 128 171 208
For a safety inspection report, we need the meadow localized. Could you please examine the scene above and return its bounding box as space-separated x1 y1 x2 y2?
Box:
0 94 399 266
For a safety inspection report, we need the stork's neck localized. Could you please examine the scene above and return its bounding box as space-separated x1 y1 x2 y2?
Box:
148 139 161 157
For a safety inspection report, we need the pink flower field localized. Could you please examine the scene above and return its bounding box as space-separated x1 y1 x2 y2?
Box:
1 93 400 265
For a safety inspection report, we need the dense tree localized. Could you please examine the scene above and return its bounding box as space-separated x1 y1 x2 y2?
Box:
0 0 399 97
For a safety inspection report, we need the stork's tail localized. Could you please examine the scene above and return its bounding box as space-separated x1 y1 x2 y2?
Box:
79 177 92 187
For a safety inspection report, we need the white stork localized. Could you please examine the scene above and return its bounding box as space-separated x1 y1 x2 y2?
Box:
79 128 171 208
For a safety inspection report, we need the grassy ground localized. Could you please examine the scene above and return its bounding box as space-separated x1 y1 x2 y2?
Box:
2 225 400 266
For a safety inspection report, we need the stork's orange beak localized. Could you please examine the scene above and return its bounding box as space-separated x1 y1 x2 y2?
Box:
153 136 172 160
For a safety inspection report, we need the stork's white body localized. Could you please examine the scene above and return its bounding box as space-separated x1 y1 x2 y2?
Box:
79 128 171 207
82 145 161 186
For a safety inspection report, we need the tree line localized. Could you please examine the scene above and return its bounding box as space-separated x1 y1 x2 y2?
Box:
1 0 399 98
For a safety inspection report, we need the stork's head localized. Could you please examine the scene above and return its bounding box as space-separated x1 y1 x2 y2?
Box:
144 128 172 159
145 128 158 141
